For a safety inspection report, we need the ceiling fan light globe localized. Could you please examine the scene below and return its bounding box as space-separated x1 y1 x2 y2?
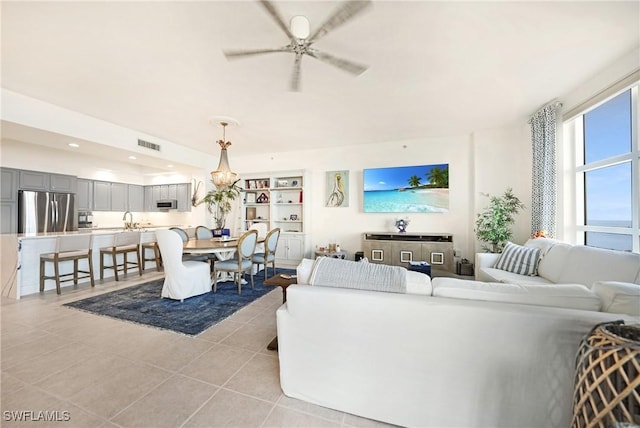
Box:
290 15 310 39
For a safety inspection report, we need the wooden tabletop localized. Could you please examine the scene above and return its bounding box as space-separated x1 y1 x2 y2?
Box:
183 238 239 252
183 236 265 253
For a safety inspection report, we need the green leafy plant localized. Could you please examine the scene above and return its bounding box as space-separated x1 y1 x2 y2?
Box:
475 188 525 253
198 179 242 230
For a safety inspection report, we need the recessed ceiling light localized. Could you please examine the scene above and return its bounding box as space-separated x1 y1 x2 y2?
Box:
68 143 80 148
128 156 137 160
167 164 174 168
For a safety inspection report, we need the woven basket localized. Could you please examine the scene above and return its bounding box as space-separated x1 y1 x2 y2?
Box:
572 321 640 428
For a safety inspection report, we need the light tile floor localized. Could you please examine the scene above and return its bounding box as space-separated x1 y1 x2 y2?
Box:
1 272 394 428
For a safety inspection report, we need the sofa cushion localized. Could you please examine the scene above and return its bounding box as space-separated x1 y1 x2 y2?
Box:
493 242 541 276
406 271 433 296
556 245 640 287
479 268 554 285
432 278 601 311
591 281 640 316
524 237 561 255
536 242 573 283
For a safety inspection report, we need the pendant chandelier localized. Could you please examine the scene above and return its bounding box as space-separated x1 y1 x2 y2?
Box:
210 121 238 189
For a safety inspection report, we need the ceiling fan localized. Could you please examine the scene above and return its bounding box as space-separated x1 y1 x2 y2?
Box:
223 0 372 92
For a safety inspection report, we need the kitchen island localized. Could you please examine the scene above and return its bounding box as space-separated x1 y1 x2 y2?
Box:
1 226 193 299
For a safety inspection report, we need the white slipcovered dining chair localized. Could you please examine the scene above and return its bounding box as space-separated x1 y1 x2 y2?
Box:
252 227 281 279
213 229 258 295
156 229 211 302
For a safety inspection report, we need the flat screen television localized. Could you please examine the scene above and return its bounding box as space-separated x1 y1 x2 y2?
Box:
363 163 449 213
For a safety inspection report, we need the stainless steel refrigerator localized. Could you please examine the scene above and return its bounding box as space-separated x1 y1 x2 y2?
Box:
18 190 77 233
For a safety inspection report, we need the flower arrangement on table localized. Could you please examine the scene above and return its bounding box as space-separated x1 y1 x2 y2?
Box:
395 217 410 233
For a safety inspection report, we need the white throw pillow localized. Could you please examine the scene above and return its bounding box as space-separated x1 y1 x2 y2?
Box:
493 242 541 276
591 281 640 316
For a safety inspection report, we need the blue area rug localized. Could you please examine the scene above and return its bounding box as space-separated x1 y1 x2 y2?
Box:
64 268 295 336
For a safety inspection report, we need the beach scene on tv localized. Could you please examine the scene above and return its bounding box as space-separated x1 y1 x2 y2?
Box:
363 164 449 213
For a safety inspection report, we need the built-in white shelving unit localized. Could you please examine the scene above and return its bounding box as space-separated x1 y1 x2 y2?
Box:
240 170 310 267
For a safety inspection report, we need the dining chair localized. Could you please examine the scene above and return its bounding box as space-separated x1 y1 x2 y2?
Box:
40 234 95 294
155 230 211 302
99 231 142 281
170 227 210 263
195 225 217 272
213 229 258 294
249 222 268 253
252 227 281 280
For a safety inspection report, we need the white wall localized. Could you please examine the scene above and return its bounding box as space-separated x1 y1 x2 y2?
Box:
472 126 533 251
232 128 531 261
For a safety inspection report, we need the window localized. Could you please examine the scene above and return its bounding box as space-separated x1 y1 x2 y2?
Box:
566 84 639 253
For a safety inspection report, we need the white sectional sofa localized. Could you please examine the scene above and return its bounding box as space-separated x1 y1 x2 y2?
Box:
476 237 640 286
276 255 640 427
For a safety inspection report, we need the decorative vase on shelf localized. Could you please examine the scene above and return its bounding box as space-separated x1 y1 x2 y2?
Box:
395 218 409 233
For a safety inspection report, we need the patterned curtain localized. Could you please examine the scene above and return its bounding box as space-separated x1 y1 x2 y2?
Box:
529 102 561 238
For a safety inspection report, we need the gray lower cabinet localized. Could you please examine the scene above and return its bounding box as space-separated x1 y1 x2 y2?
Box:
110 183 128 212
128 185 144 212
77 179 93 211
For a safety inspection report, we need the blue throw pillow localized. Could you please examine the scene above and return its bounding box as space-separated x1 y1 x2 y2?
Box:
493 242 541 276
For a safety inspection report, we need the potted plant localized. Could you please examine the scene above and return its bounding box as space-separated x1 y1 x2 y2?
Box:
198 179 242 235
474 187 525 253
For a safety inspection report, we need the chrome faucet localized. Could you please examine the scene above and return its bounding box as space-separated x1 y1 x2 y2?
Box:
122 211 133 229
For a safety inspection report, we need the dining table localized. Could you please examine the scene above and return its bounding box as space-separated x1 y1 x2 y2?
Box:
183 236 264 283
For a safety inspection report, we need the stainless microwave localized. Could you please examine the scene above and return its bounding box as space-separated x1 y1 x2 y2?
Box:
156 199 177 210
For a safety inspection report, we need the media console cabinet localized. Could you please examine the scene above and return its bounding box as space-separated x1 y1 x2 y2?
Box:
361 232 454 273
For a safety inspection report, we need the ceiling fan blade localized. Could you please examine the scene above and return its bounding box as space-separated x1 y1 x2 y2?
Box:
307 0 372 44
306 50 368 75
258 0 294 40
290 53 302 92
223 46 291 59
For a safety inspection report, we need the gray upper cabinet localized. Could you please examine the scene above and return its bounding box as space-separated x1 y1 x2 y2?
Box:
144 186 154 212
1 168 18 202
177 183 191 211
1 168 18 233
50 174 77 193
128 185 144 212
18 170 77 193
152 186 162 211
77 179 93 211
110 183 128 212
1 202 16 233
19 170 49 191
93 181 111 211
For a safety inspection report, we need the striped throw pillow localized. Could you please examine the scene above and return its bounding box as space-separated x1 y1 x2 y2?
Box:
493 242 541 276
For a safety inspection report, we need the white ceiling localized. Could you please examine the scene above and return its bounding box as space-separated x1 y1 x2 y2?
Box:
2 1 639 166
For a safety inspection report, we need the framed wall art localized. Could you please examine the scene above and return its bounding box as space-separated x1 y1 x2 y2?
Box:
363 163 449 213
326 170 349 207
